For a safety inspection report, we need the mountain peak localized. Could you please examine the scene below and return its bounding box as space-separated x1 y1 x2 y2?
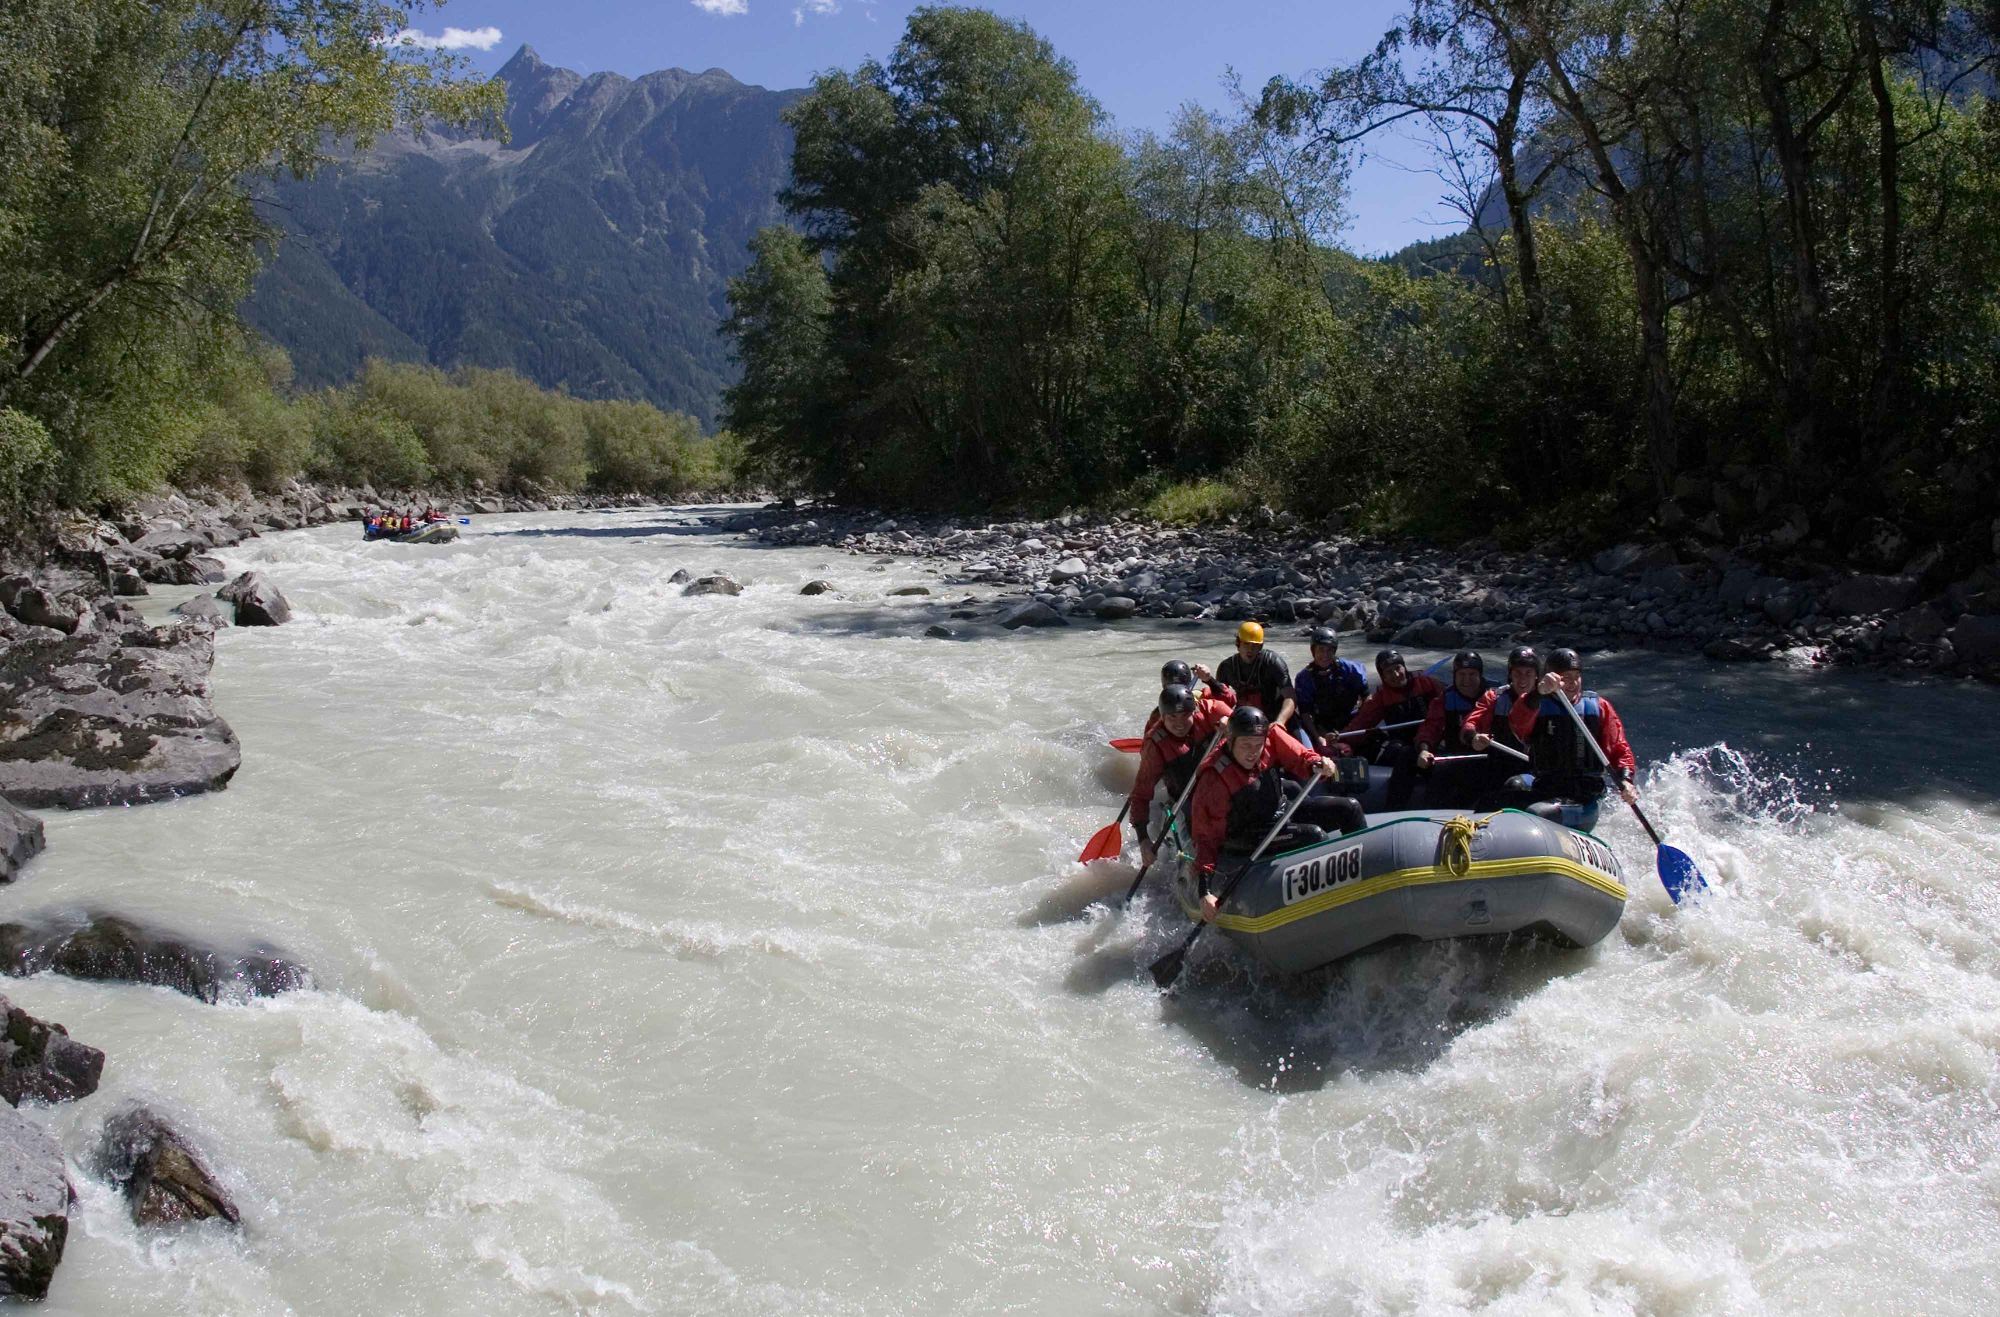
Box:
498 44 546 77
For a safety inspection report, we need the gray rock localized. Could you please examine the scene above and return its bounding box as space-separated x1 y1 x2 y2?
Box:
171 596 227 628
139 556 206 586
109 567 148 598
1592 543 1675 576
667 568 692 585
95 1108 239 1229
130 527 205 560
682 575 742 597
0 803 40 885
1095 596 1138 621
1763 588 1803 628
217 572 290 626
1948 614 2000 667
1392 618 1466 648
1000 600 1069 630
799 580 834 596
1896 603 1947 644
0 997 102 1107
6 589 79 635
0 912 309 1002
923 624 955 639
1050 557 1089 583
0 614 241 809
1826 574 1919 616
888 586 931 597
0 1106 70 1299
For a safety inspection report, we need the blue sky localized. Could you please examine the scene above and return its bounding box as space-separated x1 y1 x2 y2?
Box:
404 0 1456 254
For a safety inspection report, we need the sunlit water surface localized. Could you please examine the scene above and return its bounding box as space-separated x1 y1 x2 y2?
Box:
11 506 2000 1315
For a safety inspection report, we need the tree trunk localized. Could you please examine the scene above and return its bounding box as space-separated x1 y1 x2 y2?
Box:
1495 61 1548 342
1861 13 1905 430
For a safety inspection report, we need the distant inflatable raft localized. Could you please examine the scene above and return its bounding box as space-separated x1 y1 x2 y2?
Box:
365 521 459 544
1171 808 1626 975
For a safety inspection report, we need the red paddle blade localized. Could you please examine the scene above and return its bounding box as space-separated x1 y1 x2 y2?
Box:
1078 822 1124 863
1108 738 1142 753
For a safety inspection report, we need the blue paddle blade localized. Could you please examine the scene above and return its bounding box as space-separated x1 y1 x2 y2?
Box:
1657 844 1707 904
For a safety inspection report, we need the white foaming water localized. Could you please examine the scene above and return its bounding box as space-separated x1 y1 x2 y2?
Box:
10 507 1999 1315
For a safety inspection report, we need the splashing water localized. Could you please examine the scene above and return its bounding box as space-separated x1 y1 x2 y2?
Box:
8 507 1997 1315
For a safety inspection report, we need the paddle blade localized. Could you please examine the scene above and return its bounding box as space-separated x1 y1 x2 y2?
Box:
1079 822 1124 864
1149 943 1190 989
1108 738 1142 754
1657 844 1708 904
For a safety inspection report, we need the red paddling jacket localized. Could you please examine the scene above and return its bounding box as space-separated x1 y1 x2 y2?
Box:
1188 727 1323 876
1127 694 1233 849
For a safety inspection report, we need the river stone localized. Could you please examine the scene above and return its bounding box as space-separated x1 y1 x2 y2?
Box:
923 624 955 639
1392 618 1466 648
95 1108 239 1229
0 1106 69 1299
1095 596 1138 620
5 589 79 636
109 566 148 598
0 912 310 1002
1948 615 2000 667
1826 574 1919 616
682 575 742 597
667 568 691 585
0 998 102 1107
888 586 931 597
171 596 227 628
217 572 290 626
799 580 833 596
1050 557 1089 583
1896 604 1947 644
1000 600 1068 630
0 804 40 885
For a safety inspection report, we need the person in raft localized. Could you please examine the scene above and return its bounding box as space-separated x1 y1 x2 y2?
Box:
1190 706 1365 921
1129 683 1234 872
1216 621 1295 729
1291 626 1369 753
1143 659 1232 737
1413 650 1498 808
1336 648 1442 809
1469 647 1638 831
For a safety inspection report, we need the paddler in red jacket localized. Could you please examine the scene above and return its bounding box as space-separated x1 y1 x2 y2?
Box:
1470 647 1638 829
1337 649 1443 808
1129 683 1232 869
1142 659 1232 737
1189 706 1366 919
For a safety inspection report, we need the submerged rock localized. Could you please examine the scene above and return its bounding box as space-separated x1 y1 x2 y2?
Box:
0 1107 70 1298
682 575 742 597
0 803 41 884
95 1108 239 1229
799 580 834 596
0 997 102 1107
0 912 310 1002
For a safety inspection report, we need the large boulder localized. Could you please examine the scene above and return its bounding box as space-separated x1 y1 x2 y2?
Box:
0 610 241 809
1948 615 2000 668
1826 574 1919 616
95 1109 239 1229
1000 600 1068 629
682 575 742 597
217 572 290 627
1094 596 1138 620
0 998 102 1107
0 804 40 885
5 589 79 636
170 595 227 628
799 580 834 596
1050 557 1090 583
0 1107 70 1299
1392 617 1467 648
130 527 206 560
0 912 310 1002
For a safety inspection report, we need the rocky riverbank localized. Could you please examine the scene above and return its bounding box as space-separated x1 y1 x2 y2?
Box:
722 503 2000 679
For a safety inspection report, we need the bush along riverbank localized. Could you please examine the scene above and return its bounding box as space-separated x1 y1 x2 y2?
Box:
728 502 2000 680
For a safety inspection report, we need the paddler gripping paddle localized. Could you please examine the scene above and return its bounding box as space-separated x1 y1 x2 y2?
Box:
1550 685 1708 903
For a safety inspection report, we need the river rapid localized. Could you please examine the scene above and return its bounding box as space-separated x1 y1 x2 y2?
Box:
11 505 2000 1315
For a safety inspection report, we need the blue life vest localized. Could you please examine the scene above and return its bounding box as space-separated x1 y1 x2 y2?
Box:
1436 681 1494 749
1296 659 1367 728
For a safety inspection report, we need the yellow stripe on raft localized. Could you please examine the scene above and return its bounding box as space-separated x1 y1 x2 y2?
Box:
1194 856 1628 935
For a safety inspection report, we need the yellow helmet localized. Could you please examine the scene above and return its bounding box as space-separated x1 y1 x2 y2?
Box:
1236 621 1265 644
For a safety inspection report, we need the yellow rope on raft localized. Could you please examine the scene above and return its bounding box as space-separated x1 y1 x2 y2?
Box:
1439 812 1501 877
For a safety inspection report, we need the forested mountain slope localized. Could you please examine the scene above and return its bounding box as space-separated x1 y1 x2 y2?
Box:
243 45 800 427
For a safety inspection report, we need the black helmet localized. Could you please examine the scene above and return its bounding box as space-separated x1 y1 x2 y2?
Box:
1375 648 1405 672
1158 683 1198 716
1227 706 1269 738
1507 645 1541 671
1546 647 1581 674
1453 650 1485 672
1161 659 1193 687
1308 626 1339 650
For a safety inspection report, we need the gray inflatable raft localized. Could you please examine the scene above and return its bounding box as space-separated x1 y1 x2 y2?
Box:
1169 808 1626 976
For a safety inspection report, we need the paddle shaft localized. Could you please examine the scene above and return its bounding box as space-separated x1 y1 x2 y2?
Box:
1151 773 1325 987
1120 729 1223 905
1549 685 1663 846
1333 718 1421 740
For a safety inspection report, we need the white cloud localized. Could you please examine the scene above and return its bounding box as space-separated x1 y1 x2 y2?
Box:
692 0 749 14
793 0 837 24
389 25 505 51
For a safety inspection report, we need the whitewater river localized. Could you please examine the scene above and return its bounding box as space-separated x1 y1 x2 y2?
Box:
12 505 2000 1315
